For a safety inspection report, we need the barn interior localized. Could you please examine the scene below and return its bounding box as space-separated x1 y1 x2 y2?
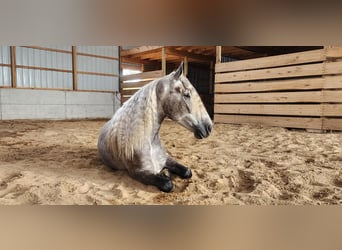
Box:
120 46 323 118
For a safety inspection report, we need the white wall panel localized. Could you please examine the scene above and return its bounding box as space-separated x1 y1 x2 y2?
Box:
16 47 72 70
77 55 119 75
77 46 118 57
0 66 11 86
16 68 72 89
0 46 11 64
77 74 119 91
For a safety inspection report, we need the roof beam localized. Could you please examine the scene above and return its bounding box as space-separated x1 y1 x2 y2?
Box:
121 46 163 56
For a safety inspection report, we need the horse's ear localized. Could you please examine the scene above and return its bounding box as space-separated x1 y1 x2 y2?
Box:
173 62 184 80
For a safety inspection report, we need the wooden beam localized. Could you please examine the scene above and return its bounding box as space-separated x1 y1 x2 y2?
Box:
184 56 188 76
216 46 222 63
10 46 17 88
120 46 163 56
215 63 324 83
214 104 322 116
214 114 323 130
77 52 119 61
16 65 72 73
72 46 77 91
162 48 166 76
21 46 72 54
215 76 342 93
215 91 323 104
121 70 163 82
165 47 214 63
78 71 118 77
215 49 326 73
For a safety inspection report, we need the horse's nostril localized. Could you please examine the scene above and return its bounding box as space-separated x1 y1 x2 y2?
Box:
206 123 212 135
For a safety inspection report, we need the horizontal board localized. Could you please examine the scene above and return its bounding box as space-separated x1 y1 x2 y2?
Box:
215 63 324 83
215 77 328 93
325 61 342 75
323 104 342 116
323 90 342 102
326 47 342 59
121 89 139 96
121 80 153 89
215 91 322 103
323 118 342 130
214 114 323 129
216 49 325 73
121 70 163 82
215 104 322 116
121 96 132 103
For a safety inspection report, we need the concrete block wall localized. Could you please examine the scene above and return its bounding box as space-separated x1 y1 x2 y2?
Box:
0 89 121 120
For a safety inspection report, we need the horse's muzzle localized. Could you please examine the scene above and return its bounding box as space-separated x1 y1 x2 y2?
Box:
194 122 212 139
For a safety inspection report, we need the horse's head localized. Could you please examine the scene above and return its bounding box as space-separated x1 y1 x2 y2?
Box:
157 62 213 139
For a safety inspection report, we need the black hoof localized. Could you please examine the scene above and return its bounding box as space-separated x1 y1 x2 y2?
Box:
159 180 173 193
183 168 192 179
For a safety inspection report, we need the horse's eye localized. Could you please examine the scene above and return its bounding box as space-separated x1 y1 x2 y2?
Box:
183 92 190 98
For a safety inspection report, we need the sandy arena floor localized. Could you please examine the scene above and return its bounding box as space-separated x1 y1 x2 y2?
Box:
0 119 341 205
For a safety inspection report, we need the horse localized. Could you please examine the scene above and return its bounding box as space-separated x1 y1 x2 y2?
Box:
97 62 212 192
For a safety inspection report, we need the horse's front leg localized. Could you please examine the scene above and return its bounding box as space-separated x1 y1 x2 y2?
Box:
129 168 174 193
164 156 192 179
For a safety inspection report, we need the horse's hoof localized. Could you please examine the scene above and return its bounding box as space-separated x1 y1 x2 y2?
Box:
183 168 192 179
160 180 173 193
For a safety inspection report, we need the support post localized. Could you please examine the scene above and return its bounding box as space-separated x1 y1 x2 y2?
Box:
72 46 78 91
161 47 166 76
216 46 222 64
10 46 17 88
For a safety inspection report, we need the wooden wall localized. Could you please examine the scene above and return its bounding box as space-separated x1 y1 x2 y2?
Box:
214 47 342 130
120 70 163 103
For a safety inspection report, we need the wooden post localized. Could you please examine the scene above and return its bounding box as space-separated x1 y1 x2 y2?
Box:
184 56 188 76
216 46 222 64
10 46 17 88
72 46 77 91
161 47 166 76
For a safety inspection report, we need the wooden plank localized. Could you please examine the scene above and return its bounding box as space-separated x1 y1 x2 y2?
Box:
10 46 17 88
121 70 163 82
121 80 153 89
325 61 342 75
14 87 115 93
162 48 166 76
0 63 11 67
324 75 342 89
120 46 163 56
326 47 342 59
216 49 325 73
216 46 222 63
121 96 133 103
78 71 118 77
121 89 139 96
323 104 342 116
215 63 324 83
72 46 77 91
323 118 342 130
215 77 325 93
16 65 72 73
165 48 214 63
21 46 72 54
215 91 323 103
77 52 118 61
214 114 323 129
323 90 342 102
214 104 322 116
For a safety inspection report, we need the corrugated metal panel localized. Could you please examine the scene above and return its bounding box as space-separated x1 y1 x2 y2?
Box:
77 46 118 57
0 66 12 86
0 46 11 64
16 47 72 70
16 68 72 89
77 74 118 92
77 55 119 75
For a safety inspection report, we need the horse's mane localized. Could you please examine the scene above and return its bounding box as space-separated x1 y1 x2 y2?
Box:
107 79 159 160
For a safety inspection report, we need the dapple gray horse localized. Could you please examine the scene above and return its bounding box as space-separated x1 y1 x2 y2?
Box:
98 63 212 192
